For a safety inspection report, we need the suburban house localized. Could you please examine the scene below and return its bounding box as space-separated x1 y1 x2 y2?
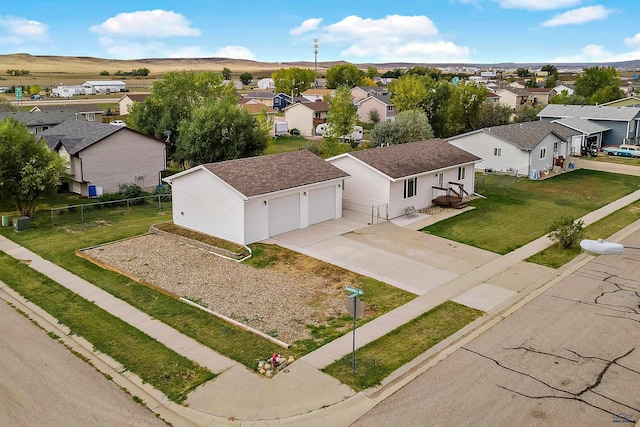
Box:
238 103 277 123
0 110 92 134
551 117 609 155
485 92 500 104
600 95 640 108
29 104 103 122
283 101 329 136
39 120 166 196
446 121 578 177
356 94 396 123
327 139 480 220
537 104 640 146
164 150 349 245
495 88 534 110
351 86 389 103
118 94 150 115
527 88 556 105
553 83 575 96
243 92 291 111
301 88 334 102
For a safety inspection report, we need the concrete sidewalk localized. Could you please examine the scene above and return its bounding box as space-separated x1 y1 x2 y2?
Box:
2 183 640 426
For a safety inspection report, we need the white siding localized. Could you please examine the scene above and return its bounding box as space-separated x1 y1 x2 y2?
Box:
171 170 246 245
328 156 389 214
448 132 530 175
244 198 269 244
284 105 314 136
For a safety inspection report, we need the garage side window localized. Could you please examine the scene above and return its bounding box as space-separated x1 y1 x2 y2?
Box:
404 177 417 199
494 148 501 156
458 166 465 180
539 147 547 160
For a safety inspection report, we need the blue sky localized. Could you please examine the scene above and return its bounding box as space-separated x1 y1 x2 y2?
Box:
0 0 638 64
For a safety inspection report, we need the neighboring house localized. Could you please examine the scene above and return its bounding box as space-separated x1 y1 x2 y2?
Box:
82 80 127 94
527 88 556 105
538 104 640 146
283 101 329 136
327 139 480 220
29 104 103 122
356 94 396 123
118 94 149 115
301 88 334 102
351 86 389 103
39 120 166 196
551 117 610 155
257 78 275 90
553 83 575 96
485 92 500 104
238 103 277 122
446 121 577 176
507 81 526 89
495 88 534 110
164 150 349 245
599 95 640 108
0 110 88 134
243 92 291 111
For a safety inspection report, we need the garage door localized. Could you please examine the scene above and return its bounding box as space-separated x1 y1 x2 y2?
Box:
309 186 336 225
269 193 300 236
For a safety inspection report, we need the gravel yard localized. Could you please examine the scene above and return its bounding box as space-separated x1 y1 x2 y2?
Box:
83 234 346 343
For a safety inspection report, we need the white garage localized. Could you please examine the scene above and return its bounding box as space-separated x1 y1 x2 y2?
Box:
164 150 349 245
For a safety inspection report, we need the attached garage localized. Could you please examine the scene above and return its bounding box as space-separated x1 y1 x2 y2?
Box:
165 150 349 245
269 193 300 236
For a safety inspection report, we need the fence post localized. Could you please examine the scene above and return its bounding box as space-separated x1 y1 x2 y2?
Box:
81 205 84 221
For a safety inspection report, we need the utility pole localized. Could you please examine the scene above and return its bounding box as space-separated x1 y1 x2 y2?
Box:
314 38 319 89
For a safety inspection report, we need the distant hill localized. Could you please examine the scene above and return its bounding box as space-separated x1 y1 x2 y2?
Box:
1 53 638 77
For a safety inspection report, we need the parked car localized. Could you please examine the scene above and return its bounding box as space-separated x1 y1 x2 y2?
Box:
109 120 126 127
603 144 640 158
30 94 42 100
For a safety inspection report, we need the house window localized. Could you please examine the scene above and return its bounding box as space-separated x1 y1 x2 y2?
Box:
387 105 393 111
86 113 95 121
315 112 321 118
458 167 465 181
494 148 502 156
540 147 547 160
404 177 417 199
553 142 558 152
436 172 444 188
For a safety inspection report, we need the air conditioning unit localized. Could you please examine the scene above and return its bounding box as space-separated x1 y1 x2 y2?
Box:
12 216 31 232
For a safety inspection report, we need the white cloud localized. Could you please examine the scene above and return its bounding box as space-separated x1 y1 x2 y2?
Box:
550 43 640 63
90 10 200 38
542 6 613 27
212 45 256 60
493 0 581 10
290 18 322 36
312 14 468 62
625 33 640 49
0 16 48 45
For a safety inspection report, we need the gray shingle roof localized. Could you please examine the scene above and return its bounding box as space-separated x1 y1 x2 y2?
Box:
39 119 122 155
32 104 103 113
0 110 80 127
538 104 640 121
347 139 480 180
201 150 349 197
552 117 610 134
482 121 579 150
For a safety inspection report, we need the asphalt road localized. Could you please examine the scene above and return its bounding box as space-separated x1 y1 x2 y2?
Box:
353 231 640 426
0 300 167 427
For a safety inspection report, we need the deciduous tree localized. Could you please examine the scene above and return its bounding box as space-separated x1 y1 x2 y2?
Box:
222 67 232 80
272 67 316 96
0 118 66 217
574 66 623 104
388 74 431 112
239 72 253 86
325 85 357 141
325 64 365 89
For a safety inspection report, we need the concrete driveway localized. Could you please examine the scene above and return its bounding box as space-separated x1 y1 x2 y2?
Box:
268 216 500 295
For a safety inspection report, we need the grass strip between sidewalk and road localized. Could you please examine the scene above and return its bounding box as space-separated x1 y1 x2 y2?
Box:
322 301 483 391
0 252 214 403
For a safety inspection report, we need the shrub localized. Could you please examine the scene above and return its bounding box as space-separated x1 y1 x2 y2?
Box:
547 216 585 250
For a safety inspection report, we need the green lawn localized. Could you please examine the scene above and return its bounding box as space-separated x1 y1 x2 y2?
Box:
424 170 640 255
264 135 313 154
322 301 483 391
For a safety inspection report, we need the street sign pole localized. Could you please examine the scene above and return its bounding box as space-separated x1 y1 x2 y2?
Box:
345 286 364 375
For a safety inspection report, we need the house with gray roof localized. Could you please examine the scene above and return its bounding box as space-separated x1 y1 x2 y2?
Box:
537 104 640 146
0 110 84 134
327 139 480 220
164 150 350 245
40 120 166 196
551 117 610 155
29 104 104 122
447 121 578 177
351 86 390 103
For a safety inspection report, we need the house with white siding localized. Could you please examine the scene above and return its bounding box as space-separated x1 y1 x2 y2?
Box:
40 120 166 196
283 101 329 136
163 150 349 245
327 139 480 220
446 121 577 176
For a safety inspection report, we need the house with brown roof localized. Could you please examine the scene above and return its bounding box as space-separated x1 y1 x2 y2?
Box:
118 94 150 115
283 101 329 136
40 119 166 196
446 121 578 177
163 150 349 245
495 88 534 110
327 140 480 219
